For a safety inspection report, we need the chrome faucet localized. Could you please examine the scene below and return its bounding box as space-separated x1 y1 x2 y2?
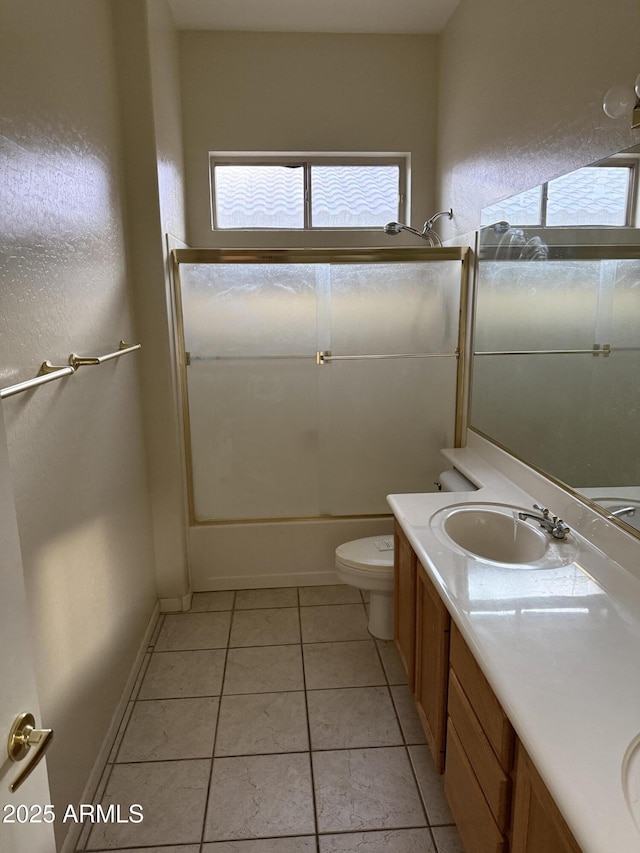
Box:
608 505 637 519
518 504 570 540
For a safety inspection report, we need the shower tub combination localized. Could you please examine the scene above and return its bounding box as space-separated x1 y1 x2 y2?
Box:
171 247 470 591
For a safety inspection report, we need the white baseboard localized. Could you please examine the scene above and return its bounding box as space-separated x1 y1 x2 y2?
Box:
59 601 161 853
159 589 192 612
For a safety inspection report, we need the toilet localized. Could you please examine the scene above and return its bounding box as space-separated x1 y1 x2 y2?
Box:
335 469 477 640
336 535 395 639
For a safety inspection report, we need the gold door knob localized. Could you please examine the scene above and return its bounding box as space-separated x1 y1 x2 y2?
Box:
7 712 54 793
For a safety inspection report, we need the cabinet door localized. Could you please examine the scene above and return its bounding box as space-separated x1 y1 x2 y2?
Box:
511 742 582 853
394 521 417 690
414 561 450 772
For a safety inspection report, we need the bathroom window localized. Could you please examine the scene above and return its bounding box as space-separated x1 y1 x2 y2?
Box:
482 159 638 228
209 153 407 230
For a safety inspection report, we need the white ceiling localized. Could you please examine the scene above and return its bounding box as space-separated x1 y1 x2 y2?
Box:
167 0 461 34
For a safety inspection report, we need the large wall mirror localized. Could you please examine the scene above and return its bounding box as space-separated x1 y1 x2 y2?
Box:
471 143 640 538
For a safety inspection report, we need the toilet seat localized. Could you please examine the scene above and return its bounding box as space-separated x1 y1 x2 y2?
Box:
335 537 394 572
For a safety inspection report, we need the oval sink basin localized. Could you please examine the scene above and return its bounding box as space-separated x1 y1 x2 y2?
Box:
430 502 577 567
441 505 547 564
622 732 640 831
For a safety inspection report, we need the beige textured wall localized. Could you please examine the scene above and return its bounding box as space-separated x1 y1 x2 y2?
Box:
0 0 157 841
147 0 189 242
179 31 439 248
112 0 191 606
437 0 640 238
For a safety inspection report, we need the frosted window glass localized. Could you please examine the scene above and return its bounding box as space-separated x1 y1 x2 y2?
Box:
546 167 630 226
214 165 304 229
329 262 461 355
311 166 399 227
481 186 543 227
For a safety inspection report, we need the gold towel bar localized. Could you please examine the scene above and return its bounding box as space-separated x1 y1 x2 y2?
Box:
0 342 141 400
70 341 141 369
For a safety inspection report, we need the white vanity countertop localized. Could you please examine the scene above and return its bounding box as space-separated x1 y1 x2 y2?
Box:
388 448 640 853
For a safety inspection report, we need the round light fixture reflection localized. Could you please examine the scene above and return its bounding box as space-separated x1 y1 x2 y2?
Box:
603 83 636 118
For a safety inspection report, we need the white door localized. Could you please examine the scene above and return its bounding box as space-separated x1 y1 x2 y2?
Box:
0 406 56 852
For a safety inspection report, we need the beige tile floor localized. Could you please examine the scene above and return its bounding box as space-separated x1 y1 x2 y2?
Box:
78 585 465 853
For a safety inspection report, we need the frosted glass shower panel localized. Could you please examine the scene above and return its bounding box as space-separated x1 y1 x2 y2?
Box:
188 360 320 520
324 358 458 515
180 263 320 358
472 352 640 488
329 263 461 355
178 253 464 522
474 261 601 352
610 260 640 346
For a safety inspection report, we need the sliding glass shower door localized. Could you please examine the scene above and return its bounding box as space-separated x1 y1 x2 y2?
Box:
176 249 466 523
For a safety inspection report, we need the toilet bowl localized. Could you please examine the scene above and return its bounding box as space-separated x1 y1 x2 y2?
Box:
335 469 477 641
335 536 395 640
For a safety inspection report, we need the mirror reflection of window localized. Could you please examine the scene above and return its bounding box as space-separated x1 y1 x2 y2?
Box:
546 166 632 226
481 158 638 228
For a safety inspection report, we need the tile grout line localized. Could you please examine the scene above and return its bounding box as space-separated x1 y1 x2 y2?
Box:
100 740 434 765
371 625 433 833
199 590 235 849
148 635 402 653
297 588 322 853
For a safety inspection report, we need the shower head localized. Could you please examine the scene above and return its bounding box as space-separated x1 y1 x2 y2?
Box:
383 222 404 235
383 209 453 245
383 221 431 240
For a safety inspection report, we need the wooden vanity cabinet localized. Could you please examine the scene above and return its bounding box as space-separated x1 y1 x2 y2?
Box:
511 742 581 853
394 521 417 691
393 532 584 853
445 623 515 853
414 560 450 772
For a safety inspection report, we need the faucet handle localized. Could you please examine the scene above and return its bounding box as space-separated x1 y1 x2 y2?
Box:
533 503 550 518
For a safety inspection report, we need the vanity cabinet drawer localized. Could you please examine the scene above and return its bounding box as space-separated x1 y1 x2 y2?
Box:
448 670 512 831
450 623 514 768
445 721 507 853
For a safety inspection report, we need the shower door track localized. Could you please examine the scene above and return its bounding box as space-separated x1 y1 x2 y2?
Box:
171 246 471 526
